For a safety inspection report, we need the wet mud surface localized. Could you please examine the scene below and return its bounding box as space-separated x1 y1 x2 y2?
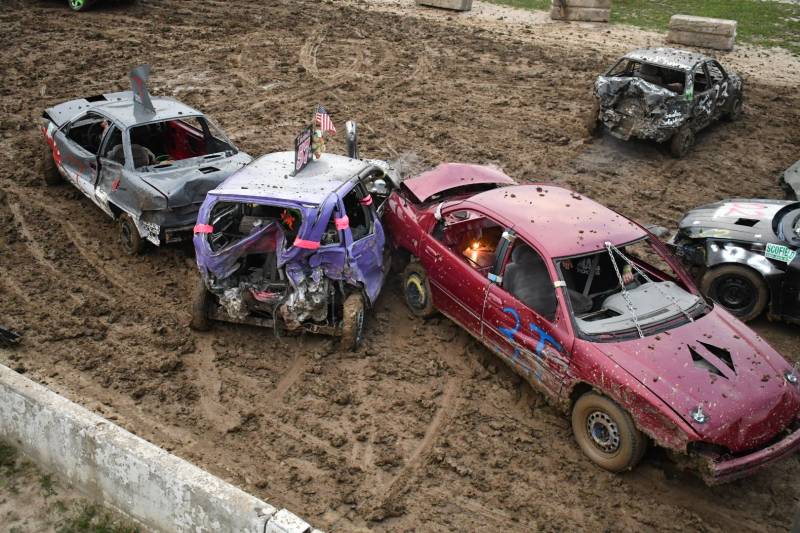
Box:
1 0 799 530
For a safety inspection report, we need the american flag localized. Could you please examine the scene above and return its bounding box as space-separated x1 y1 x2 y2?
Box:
315 105 336 135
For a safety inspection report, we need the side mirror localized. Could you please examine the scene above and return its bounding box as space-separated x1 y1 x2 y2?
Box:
346 121 359 160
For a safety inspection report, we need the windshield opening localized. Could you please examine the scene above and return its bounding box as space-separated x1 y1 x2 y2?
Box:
557 237 703 339
128 116 235 169
607 59 686 95
207 201 301 253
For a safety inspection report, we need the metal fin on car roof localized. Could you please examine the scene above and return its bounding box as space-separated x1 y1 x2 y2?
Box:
130 64 155 117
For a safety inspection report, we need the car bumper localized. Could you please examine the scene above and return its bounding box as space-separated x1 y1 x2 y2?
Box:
703 421 800 484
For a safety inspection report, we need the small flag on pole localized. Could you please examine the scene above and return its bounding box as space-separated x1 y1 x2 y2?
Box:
315 105 336 135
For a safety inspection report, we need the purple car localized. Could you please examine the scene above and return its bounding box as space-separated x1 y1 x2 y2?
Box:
190 132 397 349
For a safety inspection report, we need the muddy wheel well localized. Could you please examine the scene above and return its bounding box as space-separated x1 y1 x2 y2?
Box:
568 382 594 410
107 203 123 220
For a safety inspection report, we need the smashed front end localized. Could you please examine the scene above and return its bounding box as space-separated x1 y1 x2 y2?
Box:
193 195 350 336
594 75 689 143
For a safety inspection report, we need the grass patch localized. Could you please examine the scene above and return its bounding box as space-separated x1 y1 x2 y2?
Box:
57 503 140 533
487 0 800 55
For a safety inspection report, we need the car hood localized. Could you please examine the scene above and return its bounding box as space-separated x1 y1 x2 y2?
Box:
138 152 252 208
597 308 800 452
677 199 797 246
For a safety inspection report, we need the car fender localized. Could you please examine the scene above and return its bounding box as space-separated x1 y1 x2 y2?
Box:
564 345 700 452
704 240 784 283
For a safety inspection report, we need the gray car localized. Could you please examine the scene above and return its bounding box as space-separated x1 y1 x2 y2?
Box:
41 66 252 254
589 48 744 158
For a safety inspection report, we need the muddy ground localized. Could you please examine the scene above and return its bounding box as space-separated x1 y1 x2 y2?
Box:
1 0 799 531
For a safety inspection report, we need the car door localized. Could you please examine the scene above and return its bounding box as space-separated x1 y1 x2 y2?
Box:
340 182 386 304
706 60 730 119
53 111 106 196
94 124 127 218
690 63 717 129
419 208 506 334
481 235 573 398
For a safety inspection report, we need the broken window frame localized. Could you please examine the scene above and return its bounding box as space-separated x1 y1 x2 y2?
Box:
605 58 690 96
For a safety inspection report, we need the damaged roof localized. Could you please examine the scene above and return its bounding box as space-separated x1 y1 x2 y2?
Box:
210 151 369 204
461 185 647 257
624 47 710 70
45 91 203 128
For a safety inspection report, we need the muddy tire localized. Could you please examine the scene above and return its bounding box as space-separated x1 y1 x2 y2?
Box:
700 264 768 322
68 0 96 11
190 278 213 331
669 126 695 158
402 262 436 318
586 101 601 137
724 95 743 121
118 213 146 255
572 392 646 473
341 292 366 351
42 145 62 186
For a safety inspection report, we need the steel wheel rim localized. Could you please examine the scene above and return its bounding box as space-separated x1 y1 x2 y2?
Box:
70 0 85 9
586 411 621 454
405 274 427 311
120 221 135 252
713 275 755 312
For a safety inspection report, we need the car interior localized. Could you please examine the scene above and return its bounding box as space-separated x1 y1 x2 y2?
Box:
433 210 504 273
66 112 107 154
128 117 234 169
502 244 559 320
342 186 374 241
610 60 686 94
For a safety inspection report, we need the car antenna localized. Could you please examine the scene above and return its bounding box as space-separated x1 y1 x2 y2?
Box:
130 64 156 118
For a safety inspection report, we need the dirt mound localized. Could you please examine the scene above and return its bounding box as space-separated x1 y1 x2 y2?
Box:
1 0 798 531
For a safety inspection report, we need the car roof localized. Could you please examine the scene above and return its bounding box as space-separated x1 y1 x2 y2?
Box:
624 47 710 71
209 151 369 205
46 91 203 128
459 184 647 257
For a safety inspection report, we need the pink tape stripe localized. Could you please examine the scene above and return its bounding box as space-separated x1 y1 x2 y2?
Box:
359 195 373 206
193 224 213 234
335 216 350 230
293 238 321 250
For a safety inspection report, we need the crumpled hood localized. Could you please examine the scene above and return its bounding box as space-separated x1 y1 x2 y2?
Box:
598 308 800 452
596 76 683 110
677 199 795 246
139 152 252 208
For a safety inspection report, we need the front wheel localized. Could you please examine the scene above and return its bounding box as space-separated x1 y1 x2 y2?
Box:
190 279 213 331
700 264 768 322
724 96 743 121
585 101 601 137
669 126 695 158
341 293 366 351
572 392 646 473
118 214 147 255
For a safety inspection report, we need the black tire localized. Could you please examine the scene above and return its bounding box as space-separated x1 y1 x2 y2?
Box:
723 95 743 122
190 278 213 331
700 264 768 322
586 101 601 137
341 293 366 351
42 145 62 186
68 0 96 11
118 214 147 255
669 126 695 158
572 392 646 473
402 262 436 318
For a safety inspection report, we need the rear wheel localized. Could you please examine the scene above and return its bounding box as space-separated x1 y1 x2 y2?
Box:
402 262 436 318
68 0 96 11
118 214 147 255
572 392 646 473
669 126 695 158
586 101 601 137
190 278 213 331
42 145 62 186
724 95 743 121
341 293 366 351
700 264 768 322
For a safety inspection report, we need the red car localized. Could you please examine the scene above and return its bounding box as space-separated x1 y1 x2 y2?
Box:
384 163 800 483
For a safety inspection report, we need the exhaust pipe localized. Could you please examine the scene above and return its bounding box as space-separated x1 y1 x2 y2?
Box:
346 121 359 160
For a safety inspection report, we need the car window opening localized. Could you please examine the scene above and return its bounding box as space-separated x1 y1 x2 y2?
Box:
128 116 235 170
66 112 107 154
207 201 301 253
434 211 504 272
559 237 704 338
502 244 558 321
609 59 686 95
343 186 374 241
102 126 125 165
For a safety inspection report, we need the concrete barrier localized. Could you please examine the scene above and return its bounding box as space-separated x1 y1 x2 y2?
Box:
0 363 322 533
667 14 736 51
550 0 611 22
415 0 473 11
